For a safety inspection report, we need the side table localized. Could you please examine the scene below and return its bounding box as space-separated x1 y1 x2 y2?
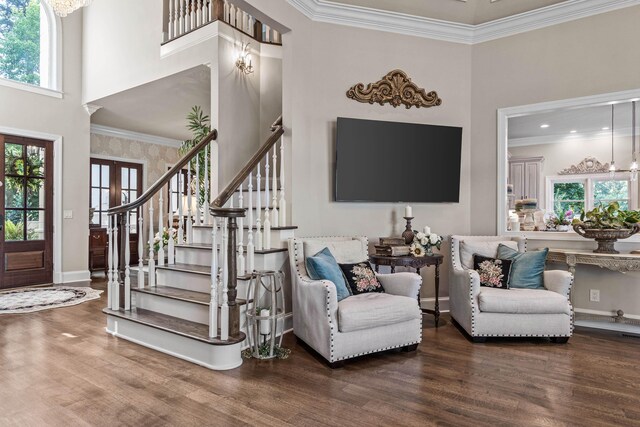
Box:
369 254 444 327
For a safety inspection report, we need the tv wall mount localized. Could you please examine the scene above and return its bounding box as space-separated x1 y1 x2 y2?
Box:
346 69 442 109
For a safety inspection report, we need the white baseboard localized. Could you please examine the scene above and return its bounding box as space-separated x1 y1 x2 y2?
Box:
574 307 640 320
58 270 91 284
420 296 450 312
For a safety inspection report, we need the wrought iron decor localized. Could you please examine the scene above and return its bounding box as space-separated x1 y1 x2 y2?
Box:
346 69 442 109
558 157 610 175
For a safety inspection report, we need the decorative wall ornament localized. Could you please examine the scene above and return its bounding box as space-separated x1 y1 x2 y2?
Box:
558 157 610 175
346 69 442 109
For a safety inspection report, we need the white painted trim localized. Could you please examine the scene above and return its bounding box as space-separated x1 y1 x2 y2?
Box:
62 270 91 283
420 296 450 312
509 127 639 147
287 0 640 45
90 154 149 191
161 21 221 58
0 126 63 285
575 307 640 320
40 2 62 92
90 124 182 148
497 88 640 235
0 77 63 98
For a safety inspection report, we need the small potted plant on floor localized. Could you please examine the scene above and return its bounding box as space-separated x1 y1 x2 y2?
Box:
571 202 640 253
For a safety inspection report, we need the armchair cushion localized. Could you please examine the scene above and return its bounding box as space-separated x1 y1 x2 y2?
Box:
376 272 421 298
497 245 548 289
478 288 571 315
303 239 366 264
306 248 351 301
339 262 384 295
338 293 420 333
459 240 518 270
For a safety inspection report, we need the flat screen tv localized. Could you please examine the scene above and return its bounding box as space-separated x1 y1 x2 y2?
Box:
335 117 462 203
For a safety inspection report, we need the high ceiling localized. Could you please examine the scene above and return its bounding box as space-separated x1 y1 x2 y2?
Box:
329 0 570 25
92 65 211 141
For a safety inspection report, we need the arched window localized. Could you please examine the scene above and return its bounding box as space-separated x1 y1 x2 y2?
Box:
0 0 60 91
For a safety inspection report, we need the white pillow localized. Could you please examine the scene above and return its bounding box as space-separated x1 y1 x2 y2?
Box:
303 239 367 264
459 240 518 270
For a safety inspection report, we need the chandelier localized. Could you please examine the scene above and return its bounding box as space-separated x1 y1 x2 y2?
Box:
608 101 639 181
44 0 92 17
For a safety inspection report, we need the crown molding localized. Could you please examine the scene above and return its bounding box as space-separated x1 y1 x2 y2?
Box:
90 124 182 148
509 126 639 147
286 0 640 45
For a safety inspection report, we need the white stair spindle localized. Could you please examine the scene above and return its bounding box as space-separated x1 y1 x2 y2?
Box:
168 181 175 264
168 0 174 40
204 144 211 224
179 0 185 35
247 171 254 272
272 146 279 227
255 160 263 251
148 201 156 287
209 217 219 338
197 0 202 27
237 184 245 276
265 24 271 43
190 0 195 31
107 215 113 309
177 171 184 244
124 213 131 310
112 216 119 310
173 0 179 38
158 194 165 266
195 151 201 226
220 218 229 341
138 210 144 288
264 156 271 250
187 161 193 243
279 138 286 226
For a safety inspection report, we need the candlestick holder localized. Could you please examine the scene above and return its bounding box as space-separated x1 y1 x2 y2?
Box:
402 217 415 244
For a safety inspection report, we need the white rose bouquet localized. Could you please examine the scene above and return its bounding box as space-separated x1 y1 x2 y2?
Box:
410 228 443 257
153 227 177 252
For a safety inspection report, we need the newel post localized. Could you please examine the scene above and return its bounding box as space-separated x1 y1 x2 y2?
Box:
117 212 127 308
213 0 224 21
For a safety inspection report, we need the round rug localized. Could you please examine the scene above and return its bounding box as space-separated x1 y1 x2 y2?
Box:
0 287 102 314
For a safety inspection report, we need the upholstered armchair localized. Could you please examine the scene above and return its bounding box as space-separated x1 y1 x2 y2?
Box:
288 236 423 367
449 236 573 343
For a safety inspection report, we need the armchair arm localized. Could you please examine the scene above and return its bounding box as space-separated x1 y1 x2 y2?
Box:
451 268 481 300
376 272 421 298
544 270 573 298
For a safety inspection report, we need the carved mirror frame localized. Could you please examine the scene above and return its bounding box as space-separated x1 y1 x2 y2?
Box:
497 88 640 238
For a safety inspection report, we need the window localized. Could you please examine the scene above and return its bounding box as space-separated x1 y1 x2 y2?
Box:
548 174 637 219
0 0 58 89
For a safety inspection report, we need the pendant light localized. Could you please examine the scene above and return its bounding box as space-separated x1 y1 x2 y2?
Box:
631 101 638 182
609 104 616 178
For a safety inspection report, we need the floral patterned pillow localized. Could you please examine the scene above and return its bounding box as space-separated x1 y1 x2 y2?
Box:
473 255 512 289
338 262 384 295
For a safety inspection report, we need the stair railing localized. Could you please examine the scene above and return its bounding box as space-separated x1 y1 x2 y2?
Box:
210 115 284 339
165 0 282 45
106 129 218 315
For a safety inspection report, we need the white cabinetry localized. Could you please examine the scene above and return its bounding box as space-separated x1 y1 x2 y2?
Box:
508 156 544 209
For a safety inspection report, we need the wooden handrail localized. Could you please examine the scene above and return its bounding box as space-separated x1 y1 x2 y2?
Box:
108 129 218 215
212 116 283 208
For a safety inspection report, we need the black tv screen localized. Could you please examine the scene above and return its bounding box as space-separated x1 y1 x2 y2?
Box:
335 117 462 203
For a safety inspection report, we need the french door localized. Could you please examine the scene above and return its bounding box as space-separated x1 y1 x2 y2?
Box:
0 134 53 289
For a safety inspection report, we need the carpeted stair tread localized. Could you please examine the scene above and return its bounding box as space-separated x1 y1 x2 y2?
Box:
103 308 245 345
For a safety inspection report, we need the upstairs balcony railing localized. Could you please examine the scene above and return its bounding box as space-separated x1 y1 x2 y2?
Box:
165 0 282 45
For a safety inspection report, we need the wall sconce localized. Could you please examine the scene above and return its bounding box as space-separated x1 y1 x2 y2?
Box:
236 42 254 75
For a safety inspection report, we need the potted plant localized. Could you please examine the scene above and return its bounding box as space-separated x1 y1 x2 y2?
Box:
547 208 574 232
571 202 640 253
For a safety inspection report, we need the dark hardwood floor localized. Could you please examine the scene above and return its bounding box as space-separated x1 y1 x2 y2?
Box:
1 278 639 426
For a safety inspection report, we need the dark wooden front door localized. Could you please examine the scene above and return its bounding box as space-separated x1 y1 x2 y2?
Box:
0 134 53 289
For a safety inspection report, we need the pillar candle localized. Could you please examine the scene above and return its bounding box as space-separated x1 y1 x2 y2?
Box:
424 226 431 235
260 309 271 335
405 206 412 217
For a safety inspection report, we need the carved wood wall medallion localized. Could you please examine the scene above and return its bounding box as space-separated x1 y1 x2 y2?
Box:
346 69 442 109
558 157 610 175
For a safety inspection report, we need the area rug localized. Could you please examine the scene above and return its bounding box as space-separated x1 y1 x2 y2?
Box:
0 287 102 314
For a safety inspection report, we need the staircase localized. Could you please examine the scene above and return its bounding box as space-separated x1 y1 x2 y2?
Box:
103 117 294 370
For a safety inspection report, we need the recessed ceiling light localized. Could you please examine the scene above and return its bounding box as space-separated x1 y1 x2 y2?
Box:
570 130 577 134
540 124 550 128
602 127 610 130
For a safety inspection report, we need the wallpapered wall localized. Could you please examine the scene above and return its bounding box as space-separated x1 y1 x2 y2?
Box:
90 133 180 189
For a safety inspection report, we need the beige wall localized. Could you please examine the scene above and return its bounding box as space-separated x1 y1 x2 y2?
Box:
471 6 640 316
0 11 89 280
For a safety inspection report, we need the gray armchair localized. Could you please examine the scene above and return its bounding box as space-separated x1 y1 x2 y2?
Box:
288 236 422 367
449 236 573 343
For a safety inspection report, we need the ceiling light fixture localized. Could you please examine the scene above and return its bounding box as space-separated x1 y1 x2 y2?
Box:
235 42 254 75
570 130 577 134
609 104 616 178
631 101 638 181
44 0 91 17
540 124 549 128
602 127 609 130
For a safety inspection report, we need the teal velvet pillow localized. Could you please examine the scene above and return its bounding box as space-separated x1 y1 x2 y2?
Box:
305 247 351 301
497 244 548 289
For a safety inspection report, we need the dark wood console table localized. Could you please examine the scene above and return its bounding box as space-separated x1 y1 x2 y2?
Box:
369 254 444 327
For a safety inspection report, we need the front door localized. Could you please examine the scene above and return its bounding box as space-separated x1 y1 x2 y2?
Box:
0 134 53 289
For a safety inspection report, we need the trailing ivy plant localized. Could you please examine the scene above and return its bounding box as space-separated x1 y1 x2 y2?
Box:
572 202 640 230
180 106 212 206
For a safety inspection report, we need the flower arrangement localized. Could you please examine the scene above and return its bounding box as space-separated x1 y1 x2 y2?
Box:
153 227 177 252
546 208 574 231
410 227 443 257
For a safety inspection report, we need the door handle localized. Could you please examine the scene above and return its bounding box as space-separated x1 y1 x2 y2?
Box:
0 214 3 232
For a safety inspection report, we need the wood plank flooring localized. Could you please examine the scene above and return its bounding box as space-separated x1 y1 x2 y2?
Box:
1 278 639 426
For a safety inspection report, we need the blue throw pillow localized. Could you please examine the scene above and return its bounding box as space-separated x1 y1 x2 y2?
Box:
305 247 352 301
497 244 548 289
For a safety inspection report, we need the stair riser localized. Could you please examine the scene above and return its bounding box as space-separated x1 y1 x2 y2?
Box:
175 246 288 271
155 269 250 299
133 292 248 331
192 227 294 248
106 316 243 370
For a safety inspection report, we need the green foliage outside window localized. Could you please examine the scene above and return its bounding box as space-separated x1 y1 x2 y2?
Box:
0 0 40 85
553 182 584 219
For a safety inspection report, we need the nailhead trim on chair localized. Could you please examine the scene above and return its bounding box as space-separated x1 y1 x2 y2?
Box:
292 236 421 363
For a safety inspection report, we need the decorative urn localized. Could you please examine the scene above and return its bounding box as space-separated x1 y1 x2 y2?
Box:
573 224 640 254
